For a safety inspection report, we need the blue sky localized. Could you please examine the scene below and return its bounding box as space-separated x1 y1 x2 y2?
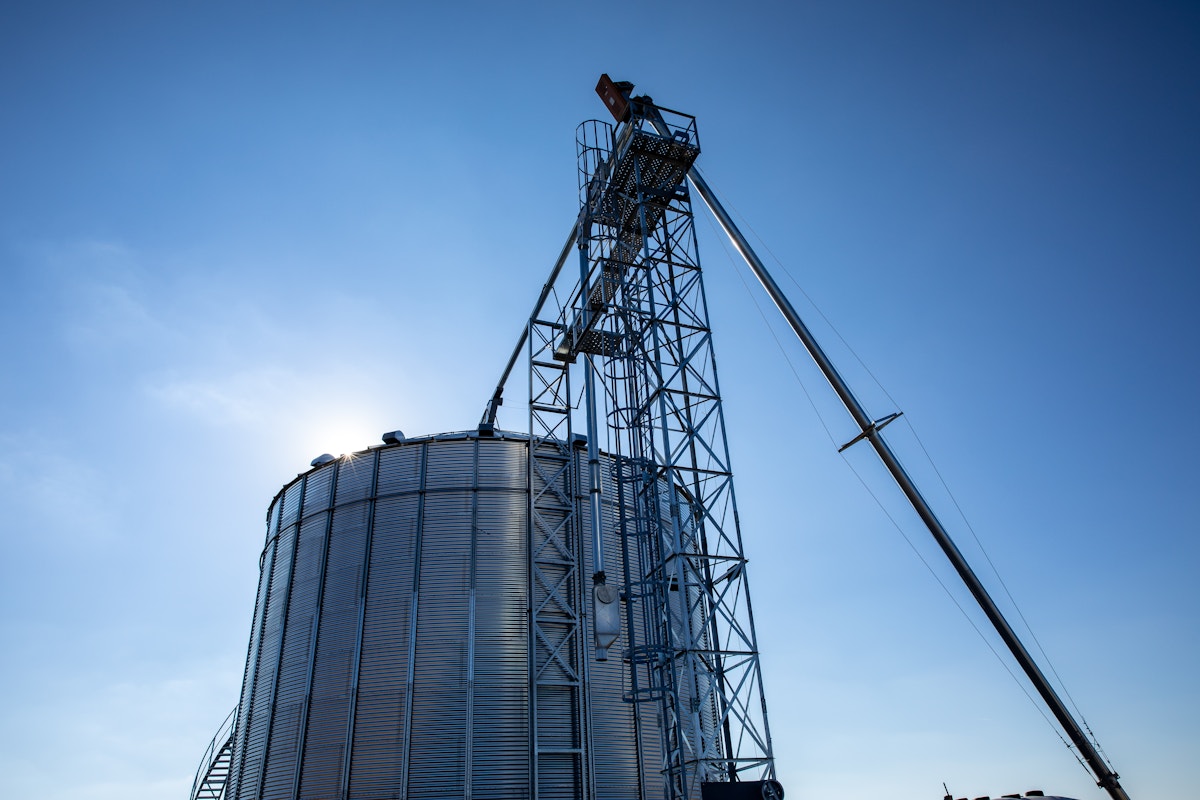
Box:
1 2 1196 799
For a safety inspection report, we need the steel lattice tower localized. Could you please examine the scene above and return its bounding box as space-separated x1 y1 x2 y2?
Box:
551 98 776 800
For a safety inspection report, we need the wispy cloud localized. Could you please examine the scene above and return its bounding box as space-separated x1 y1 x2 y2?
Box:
0 432 124 546
32 240 171 354
145 366 302 427
0 654 244 800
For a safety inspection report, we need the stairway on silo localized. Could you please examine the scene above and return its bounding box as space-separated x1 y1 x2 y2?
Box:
190 707 236 800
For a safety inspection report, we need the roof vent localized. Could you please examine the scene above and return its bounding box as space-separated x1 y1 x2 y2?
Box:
382 430 405 445
311 453 336 467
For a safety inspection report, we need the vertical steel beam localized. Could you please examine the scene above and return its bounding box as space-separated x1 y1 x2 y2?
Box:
614 463 650 800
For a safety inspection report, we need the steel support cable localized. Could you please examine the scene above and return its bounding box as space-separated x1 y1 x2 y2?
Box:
839 453 1092 776
712 173 1118 774
900 414 1114 762
682 158 1131 800
717 170 1110 763
693 165 904 414
719 181 1106 748
704 204 1091 770
698 208 840 450
705 169 1112 764
700 175 1089 777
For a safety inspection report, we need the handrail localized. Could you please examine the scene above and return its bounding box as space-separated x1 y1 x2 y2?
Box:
189 706 237 800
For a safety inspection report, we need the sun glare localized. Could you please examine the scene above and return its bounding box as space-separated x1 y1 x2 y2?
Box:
297 414 384 462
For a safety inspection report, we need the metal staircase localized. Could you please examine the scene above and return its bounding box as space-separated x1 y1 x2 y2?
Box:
190 707 236 800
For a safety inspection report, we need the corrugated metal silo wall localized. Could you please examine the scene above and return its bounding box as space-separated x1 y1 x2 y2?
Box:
224 431 682 800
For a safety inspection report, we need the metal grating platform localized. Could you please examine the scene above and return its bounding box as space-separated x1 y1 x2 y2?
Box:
595 127 699 242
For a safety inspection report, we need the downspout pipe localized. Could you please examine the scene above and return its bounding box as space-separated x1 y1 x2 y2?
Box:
481 221 581 429
576 236 607 584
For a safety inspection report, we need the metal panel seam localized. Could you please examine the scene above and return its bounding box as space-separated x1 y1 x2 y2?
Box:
399 442 428 800
340 447 380 799
231 496 285 800
290 459 340 800
466 438 478 800
253 473 308 800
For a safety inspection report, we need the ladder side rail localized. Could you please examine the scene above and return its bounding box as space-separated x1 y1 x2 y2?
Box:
528 313 590 800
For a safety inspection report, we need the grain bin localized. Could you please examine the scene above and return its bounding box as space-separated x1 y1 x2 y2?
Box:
217 429 686 800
